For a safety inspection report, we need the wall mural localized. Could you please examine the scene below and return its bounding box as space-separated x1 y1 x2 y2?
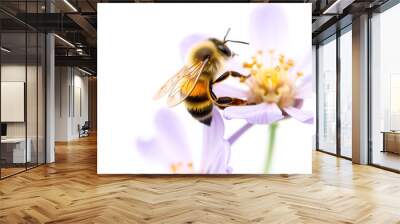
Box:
98 3 314 174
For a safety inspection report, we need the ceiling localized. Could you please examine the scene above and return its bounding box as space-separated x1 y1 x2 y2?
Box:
0 0 393 74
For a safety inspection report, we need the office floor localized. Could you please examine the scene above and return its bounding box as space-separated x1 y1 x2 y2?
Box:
0 167 25 177
0 135 400 223
1 163 44 178
372 150 400 171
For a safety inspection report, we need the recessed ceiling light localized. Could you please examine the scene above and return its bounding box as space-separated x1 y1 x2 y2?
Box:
54 34 75 48
323 0 354 15
78 67 93 76
1 47 11 53
63 0 78 12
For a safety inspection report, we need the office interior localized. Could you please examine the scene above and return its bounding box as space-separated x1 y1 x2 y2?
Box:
0 0 400 222
0 0 399 178
315 0 400 172
0 0 97 179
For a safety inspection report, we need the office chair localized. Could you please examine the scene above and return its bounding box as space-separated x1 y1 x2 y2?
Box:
79 121 90 138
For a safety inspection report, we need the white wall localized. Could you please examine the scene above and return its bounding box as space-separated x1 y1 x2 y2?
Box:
71 70 89 138
55 67 70 141
55 67 89 141
1 64 46 163
1 65 40 138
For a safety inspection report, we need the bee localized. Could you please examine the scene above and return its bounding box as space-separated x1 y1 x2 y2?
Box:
154 29 250 126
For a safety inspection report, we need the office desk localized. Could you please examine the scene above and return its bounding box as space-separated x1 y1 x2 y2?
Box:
381 131 400 154
1 138 31 163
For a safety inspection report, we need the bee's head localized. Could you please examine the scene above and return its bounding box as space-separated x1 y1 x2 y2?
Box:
189 29 248 64
209 38 232 58
209 28 249 59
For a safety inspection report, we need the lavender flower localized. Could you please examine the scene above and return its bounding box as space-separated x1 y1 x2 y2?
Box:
216 5 313 125
223 50 313 125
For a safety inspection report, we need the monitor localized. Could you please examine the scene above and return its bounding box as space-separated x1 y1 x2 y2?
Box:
1 123 7 137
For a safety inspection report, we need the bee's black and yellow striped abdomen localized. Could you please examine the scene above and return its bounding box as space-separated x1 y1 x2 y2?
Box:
183 78 213 126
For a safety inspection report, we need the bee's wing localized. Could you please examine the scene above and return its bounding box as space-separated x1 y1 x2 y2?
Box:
166 58 208 107
153 61 203 101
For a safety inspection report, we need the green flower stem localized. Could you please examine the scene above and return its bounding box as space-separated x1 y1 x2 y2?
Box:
264 122 279 173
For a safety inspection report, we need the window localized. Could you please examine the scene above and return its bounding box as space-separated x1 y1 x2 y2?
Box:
339 28 352 158
318 36 337 154
370 3 400 171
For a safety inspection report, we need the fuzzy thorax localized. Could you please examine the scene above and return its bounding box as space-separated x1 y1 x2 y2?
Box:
187 40 225 78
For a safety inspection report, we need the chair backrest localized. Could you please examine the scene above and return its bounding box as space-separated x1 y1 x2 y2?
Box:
82 121 90 129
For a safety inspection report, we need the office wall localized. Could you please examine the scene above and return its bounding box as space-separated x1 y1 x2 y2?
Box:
1 65 42 139
72 72 89 138
0 62 46 170
55 67 70 141
88 77 97 132
55 67 89 141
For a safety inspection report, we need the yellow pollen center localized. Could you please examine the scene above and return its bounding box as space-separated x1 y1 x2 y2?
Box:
243 50 303 109
170 162 194 173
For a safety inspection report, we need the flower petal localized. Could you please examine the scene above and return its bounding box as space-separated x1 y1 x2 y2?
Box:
201 108 231 174
212 83 249 99
224 103 284 124
250 5 288 54
154 108 190 152
295 75 313 99
283 106 314 124
136 138 166 163
292 51 312 75
205 107 225 140
206 141 231 174
179 34 207 61
136 109 192 166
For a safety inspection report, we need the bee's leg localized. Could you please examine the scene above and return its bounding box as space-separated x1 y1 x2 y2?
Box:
209 81 251 109
213 71 250 84
210 90 223 109
216 97 248 107
210 90 250 109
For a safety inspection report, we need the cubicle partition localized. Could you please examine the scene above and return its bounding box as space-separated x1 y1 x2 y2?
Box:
0 1 46 179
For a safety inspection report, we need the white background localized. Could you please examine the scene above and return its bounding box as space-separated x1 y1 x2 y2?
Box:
98 3 313 174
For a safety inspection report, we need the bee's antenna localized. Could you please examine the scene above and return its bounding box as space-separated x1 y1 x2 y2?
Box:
223 28 231 42
225 40 249 45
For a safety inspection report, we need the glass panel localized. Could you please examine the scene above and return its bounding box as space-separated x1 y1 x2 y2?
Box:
38 32 45 165
339 29 352 158
27 31 38 169
318 37 337 154
0 1 46 178
371 4 400 171
1 31 27 177
26 0 39 169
